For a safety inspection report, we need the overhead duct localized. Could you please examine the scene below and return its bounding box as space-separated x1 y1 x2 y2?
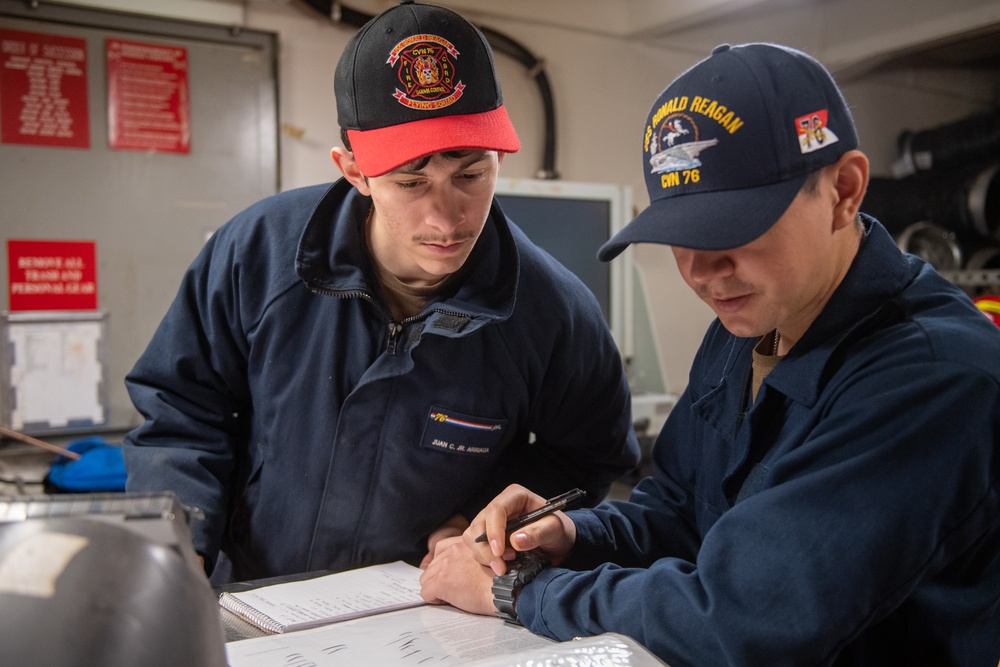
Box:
863 109 1000 273
865 161 1000 242
894 109 1000 177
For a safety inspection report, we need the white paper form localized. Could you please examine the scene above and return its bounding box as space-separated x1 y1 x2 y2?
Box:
225 605 554 666
219 561 425 633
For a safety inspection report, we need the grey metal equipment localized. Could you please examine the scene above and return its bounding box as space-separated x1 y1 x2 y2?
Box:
895 220 964 271
0 493 227 667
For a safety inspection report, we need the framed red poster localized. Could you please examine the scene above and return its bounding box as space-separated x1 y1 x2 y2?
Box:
106 38 190 153
0 28 90 149
7 239 98 311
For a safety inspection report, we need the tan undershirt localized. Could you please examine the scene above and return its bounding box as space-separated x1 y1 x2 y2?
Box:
370 258 447 321
751 330 785 403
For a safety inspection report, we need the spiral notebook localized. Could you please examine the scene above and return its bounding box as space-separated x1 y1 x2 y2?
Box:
218 561 426 634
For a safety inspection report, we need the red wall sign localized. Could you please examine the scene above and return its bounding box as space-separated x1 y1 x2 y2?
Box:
0 28 90 149
7 240 98 311
106 38 190 153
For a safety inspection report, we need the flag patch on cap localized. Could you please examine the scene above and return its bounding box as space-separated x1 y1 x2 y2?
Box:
796 109 840 154
388 34 465 111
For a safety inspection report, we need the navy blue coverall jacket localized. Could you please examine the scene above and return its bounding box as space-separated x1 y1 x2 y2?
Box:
123 180 639 582
518 219 1000 666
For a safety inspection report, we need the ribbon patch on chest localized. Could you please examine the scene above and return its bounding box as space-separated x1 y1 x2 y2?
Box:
421 405 506 456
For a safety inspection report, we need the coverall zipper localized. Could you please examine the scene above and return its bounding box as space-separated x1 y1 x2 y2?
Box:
309 285 472 356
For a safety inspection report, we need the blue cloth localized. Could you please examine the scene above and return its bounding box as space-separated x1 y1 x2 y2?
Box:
518 218 1000 666
47 437 126 492
122 179 639 582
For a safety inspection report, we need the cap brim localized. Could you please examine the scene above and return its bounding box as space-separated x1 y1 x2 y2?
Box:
346 105 520 177
598 173 808 260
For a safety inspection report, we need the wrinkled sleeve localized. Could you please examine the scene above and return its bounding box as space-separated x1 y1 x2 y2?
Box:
516 361 1000 666
123 228 252 572
460 288 640 515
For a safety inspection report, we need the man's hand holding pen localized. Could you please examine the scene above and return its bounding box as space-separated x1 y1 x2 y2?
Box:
470 486 583 575
418 484 583 614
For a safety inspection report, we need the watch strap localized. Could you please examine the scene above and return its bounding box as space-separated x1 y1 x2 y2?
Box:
491 550 549 625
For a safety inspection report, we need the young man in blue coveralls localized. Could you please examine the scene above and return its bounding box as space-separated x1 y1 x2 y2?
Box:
420 43 1000 666
122 1 639 584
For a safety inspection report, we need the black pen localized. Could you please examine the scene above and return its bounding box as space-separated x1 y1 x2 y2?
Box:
474 488 586 543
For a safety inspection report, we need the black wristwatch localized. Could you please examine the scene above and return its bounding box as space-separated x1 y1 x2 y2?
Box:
491 549 549 625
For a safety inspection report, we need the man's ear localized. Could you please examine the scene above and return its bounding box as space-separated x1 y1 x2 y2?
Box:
831 149 869 230
331 147 371 196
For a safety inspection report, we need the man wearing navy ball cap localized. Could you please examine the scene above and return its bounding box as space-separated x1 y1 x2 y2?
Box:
421 42 1000 666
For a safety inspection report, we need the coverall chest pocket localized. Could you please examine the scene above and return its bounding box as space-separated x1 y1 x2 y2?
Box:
420 405 508 457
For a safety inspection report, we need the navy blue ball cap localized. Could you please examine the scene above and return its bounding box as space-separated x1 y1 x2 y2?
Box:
599 42 858 260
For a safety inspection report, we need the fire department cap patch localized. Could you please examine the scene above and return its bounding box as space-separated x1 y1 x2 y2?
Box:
389 34 465 111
